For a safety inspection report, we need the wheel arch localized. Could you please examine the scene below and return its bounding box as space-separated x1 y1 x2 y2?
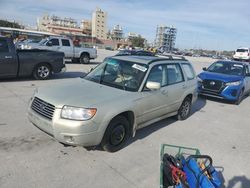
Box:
105 111 135 137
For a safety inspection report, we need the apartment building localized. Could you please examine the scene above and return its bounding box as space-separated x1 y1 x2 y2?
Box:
92 8 107 39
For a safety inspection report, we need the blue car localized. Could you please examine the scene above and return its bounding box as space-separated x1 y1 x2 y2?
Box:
198 61 250 104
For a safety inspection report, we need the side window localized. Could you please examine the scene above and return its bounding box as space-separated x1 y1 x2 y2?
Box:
0 39 9 53
50 39 59 46
166 64 184 85
62 39 70 46
147 65 163 86
246 65 250 74
182 63 195 80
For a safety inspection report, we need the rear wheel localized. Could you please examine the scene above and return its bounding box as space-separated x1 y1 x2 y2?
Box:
33 63 51 80
80 53 90 64
177 97 192 120
101 116 130 152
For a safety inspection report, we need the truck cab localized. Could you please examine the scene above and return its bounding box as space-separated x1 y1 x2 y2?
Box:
0 37 18 77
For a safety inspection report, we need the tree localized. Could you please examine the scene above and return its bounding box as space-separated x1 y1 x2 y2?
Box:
0 20 23 29
130 35 145 48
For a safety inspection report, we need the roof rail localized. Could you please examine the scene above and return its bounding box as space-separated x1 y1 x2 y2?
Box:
156 54 187 60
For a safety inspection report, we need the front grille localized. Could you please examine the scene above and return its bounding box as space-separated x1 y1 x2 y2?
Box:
31 97 55 120
202 79 224 91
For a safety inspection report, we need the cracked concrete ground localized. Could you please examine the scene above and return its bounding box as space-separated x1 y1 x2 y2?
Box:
0 50 249 188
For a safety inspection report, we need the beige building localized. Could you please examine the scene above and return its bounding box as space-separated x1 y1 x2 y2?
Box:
37 14 83 35
81 19 92 36
92 8 107 39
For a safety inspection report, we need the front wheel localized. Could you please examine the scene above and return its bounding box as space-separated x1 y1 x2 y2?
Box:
177 98 192 120
33 64 51 80
80 54 90 64
101 116 130 152
235 89 244 105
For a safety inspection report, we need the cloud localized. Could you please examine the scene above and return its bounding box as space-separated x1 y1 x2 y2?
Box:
0 0 249 50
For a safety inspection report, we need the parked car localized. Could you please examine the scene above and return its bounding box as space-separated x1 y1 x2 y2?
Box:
198 61 250 104
0 36 65 80
115 49 155 56
26 36 97 64
28 55 197 152
233 47 250 61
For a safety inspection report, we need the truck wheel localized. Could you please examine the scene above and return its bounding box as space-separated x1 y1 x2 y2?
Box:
80 54 90 64
101 116 130 152
33 64 51 80
177 97 192 120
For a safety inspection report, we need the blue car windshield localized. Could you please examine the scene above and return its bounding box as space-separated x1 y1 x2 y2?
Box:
207 62 244 76
84 58 148 92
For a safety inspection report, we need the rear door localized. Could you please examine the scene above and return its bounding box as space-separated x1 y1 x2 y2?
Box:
0 38 18 77
60 39 72 58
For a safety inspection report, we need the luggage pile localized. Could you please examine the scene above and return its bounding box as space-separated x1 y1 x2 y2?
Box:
160 144 222 188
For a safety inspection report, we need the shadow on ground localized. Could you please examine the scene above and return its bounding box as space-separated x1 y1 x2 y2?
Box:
227 175 250 188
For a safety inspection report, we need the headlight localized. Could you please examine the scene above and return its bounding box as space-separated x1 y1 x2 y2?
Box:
197 76 203 82
225 81 241 86
61 106 97 121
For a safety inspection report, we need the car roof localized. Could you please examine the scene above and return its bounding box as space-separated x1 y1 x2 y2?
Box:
111 55 187 65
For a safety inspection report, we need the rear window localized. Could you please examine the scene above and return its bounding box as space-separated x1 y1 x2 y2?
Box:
236 49 248 53
182 63 195 80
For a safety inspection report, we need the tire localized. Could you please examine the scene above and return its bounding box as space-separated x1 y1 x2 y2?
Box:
101 116 130 152
235 89 244 105
80 53 90 64
177 97 192 120
33 63 51 80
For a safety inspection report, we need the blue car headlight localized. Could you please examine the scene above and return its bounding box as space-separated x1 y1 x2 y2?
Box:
225 81 241 86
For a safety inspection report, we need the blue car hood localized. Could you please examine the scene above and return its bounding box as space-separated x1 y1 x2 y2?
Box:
198 71 243 82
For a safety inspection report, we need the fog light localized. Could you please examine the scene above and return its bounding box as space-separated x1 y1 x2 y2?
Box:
64 136 74 143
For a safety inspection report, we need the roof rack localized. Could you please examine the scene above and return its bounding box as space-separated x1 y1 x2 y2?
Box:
156 54 186 60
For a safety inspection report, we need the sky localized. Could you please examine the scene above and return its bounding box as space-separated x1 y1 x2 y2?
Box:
0 0 250 50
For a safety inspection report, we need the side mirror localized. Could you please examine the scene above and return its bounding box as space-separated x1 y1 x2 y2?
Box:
146 81 161 90
46 41 53 46
202 67 207 71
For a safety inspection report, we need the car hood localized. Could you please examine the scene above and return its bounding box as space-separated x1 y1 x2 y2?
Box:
198 71 243 82
35 78 131 108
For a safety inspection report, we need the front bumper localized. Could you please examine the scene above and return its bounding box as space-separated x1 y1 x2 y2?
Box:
198 84 241 101
28 106 104 147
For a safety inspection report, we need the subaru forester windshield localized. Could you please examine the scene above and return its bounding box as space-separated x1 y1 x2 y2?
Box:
84 58 148 91
207 61 244 76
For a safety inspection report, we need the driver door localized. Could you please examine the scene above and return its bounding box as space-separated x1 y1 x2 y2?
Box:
135 65 171 128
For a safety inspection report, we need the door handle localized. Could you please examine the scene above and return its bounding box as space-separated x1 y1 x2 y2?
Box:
5 56 13 59
161 90 168 96
182 84 187 89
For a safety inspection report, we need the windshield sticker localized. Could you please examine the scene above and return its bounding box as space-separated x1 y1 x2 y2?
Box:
233 64 243 68
132 64 147 72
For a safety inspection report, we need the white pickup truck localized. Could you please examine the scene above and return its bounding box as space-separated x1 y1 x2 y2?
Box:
26 36 97 64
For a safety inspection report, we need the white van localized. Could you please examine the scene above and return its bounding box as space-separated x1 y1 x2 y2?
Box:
233 47 250 61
